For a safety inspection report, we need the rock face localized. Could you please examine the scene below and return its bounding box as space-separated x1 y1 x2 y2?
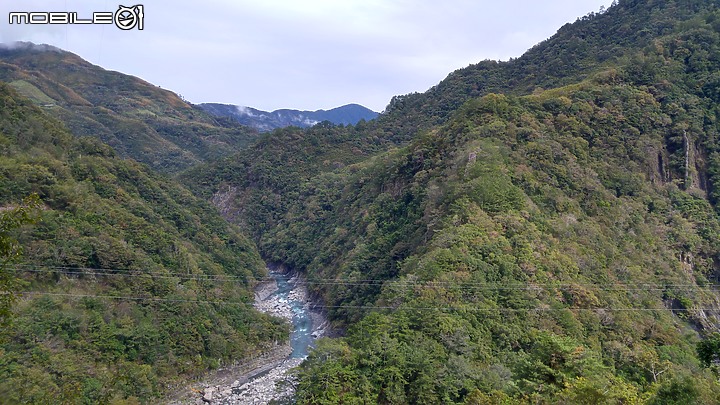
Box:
178 270 327 404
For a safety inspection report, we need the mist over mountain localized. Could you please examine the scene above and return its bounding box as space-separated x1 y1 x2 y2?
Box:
197 102 379 132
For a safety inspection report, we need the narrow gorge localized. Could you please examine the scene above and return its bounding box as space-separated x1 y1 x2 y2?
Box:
185 269 329 404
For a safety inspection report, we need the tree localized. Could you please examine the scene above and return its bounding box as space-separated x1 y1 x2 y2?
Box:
0 194 41 331
697 333 720 373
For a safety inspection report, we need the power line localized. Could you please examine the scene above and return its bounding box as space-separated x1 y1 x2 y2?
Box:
10 264 720 291
15 291 720 313
10 264 258 281
18 291 252 306
15 267 250 283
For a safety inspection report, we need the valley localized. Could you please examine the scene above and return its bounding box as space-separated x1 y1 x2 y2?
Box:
3 0 720 403
173 269 328 404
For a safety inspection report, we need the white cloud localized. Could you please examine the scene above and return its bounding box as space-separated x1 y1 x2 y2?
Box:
0 0 615 112
236 106 257 116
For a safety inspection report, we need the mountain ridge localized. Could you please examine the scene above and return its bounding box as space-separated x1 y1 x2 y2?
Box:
197 102 378 132
0 41 260 173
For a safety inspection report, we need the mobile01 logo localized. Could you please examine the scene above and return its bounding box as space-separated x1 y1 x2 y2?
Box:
8 5 144 31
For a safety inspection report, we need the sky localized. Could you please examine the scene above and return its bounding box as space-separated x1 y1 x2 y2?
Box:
0 0 614 112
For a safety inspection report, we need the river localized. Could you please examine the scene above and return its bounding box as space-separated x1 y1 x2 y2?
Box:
193 270 327 404
267 271 318 359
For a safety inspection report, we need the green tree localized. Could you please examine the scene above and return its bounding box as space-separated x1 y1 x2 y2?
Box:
0 194 40 332
697 333 720 373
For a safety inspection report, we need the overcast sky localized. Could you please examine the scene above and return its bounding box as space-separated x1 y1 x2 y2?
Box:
1 1 614 112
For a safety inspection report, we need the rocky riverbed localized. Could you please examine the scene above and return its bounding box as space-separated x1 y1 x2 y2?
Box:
183 270 328 404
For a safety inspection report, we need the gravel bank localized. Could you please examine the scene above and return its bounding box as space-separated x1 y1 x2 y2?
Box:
174 271 327 404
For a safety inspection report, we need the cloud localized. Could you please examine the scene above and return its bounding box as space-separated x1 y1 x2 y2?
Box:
236 106 258 117
0 0 615 112
0 41 62 52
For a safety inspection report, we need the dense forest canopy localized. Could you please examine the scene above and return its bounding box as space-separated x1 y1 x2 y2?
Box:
0 83 286 403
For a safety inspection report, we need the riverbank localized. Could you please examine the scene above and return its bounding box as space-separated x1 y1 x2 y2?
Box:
169 269 328 404
166 344 292 405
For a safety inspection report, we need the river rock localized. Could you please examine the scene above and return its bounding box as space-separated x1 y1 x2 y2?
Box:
202 387 214 403
173 271 330 404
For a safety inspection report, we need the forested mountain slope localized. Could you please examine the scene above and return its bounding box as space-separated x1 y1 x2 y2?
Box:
181 121 396 240
184 0 720 226
0 83 286 403
183 0 720 402
0 42 259 173
288 75 720 403
380 0 719 139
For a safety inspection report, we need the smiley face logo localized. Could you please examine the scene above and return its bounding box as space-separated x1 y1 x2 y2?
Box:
114 5 144 30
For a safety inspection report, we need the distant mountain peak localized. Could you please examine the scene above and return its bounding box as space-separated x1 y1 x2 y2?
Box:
198 102 379 132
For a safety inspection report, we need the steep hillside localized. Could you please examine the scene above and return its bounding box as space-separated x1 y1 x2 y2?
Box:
182 0 720 402
198 103 378 132
379 0 720 141
287 78 720 402
181 121 396 240
0 82 286 403
184 0 720 203
0 42 259 173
